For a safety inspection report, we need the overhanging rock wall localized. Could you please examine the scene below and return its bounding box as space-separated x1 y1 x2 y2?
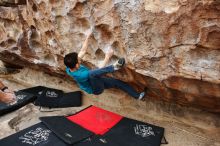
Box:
0 0 219 113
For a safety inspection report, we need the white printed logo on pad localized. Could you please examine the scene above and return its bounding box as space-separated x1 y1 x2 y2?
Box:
16 94 27 100
46 91 58 98
19 127 51 145
134 124 155 137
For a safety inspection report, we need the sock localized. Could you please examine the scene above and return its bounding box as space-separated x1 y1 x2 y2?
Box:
113 58 125 71
138 92 145 100
113 63 119 70
113 61 121 70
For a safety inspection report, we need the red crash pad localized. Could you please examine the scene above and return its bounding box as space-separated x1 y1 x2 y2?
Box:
67 106 123 135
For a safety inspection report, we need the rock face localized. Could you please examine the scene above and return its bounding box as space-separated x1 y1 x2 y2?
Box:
0 0 219 113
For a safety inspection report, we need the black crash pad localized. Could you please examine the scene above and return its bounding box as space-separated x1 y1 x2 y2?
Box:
20 86 82 108
0 91 36 116
103 117 165 146
0 123 69 146
59 91 82 107
75 135 120 146
0 105 166 146
40 116 93 145
34 87 64 108
19 86 47 97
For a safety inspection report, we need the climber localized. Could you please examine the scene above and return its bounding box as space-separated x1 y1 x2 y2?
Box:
0 81 16 104
64 29 147 100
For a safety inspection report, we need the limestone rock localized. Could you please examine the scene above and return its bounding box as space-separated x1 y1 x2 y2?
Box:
0 0 219 113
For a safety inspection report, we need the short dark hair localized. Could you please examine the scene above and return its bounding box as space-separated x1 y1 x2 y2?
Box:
64 52 78 68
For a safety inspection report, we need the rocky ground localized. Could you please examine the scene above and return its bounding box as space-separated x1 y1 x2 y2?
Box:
0 67 219 146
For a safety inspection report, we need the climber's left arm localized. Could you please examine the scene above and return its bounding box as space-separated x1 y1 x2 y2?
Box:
78 29 93 59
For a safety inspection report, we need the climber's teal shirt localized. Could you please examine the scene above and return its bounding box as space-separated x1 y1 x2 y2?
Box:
66 65 93 94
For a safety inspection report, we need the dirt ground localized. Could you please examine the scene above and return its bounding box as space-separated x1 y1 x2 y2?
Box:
0 68 219 146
